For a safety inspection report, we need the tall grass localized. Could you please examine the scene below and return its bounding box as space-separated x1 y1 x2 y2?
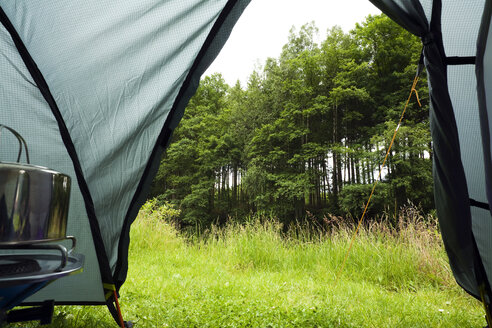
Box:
119 203 482 327
13 203 484 327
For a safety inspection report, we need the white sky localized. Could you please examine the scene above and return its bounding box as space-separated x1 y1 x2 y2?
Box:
205 0 381 86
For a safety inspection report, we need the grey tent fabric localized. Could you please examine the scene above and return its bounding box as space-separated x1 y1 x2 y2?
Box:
476 0 492 301
477 0 492 217
371 0 492 311
0 0 250 304
0 21 105 303
370 0 485 298
113 0 251 288
2 0 229 273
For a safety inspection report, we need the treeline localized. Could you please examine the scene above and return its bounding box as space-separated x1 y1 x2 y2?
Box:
150 14 433 228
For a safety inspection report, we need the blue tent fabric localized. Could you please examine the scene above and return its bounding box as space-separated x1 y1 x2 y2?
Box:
0 0 250 304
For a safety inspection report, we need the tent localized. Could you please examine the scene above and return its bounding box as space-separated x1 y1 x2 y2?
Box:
0 0 491 325
371 0 492 323
0 0 251 321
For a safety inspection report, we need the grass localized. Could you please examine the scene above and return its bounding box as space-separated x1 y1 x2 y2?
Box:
8 204 485 327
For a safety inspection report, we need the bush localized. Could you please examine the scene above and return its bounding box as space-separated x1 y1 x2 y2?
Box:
140 197 181 223
339 182 393 220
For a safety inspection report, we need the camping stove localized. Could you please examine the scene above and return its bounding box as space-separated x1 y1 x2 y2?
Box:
0 124 84 325
0 239 84 325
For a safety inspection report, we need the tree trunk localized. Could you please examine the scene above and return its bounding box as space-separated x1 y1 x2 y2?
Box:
332 151 338 195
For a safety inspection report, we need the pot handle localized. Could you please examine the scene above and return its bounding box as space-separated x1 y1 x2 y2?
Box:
0 243 69 271
24 244 69 271
66 236 76 254
0 124 30 164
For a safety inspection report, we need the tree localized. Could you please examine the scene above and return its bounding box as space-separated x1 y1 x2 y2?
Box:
150 14 433 229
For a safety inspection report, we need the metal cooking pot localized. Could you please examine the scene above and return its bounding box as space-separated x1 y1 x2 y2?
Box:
0 125 71 244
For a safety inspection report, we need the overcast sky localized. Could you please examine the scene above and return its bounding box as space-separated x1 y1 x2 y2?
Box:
205 0 381 86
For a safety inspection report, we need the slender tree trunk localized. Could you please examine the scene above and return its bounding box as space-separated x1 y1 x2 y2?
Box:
323 155 330 205
351 152 356 184
356 159 361 184
332 151 338 195
209 181 215 212
337 153 343 191
332 101 339 195
344 149 348 184
226 166 230 207
233 165 238 206
216 171 221 202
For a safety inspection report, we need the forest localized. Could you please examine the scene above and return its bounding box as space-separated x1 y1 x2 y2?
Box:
149 14 433 228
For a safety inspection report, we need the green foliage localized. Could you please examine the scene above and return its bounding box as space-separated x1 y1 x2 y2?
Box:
140 196 181 223
150 14 433 229
339 182 393 219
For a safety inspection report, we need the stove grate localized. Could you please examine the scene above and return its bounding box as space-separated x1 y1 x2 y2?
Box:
0 259 41 276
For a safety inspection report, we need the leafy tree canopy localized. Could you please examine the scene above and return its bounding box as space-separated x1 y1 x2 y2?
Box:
150 14 431 229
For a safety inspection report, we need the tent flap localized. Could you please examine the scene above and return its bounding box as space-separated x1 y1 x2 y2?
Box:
0 0 249 304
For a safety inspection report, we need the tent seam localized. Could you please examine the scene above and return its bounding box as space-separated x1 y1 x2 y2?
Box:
113 0 247 289
0 5 114 302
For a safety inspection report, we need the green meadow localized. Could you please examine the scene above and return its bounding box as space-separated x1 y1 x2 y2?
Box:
13 202 484 328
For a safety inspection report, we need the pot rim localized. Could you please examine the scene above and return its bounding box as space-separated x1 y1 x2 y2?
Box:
0 237 67 246
0 161 69 177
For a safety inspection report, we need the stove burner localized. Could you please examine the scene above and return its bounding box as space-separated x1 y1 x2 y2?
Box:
0 259 41 276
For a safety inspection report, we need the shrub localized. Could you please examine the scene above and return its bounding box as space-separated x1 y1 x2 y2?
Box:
140 197 181 223
339 182 393 219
